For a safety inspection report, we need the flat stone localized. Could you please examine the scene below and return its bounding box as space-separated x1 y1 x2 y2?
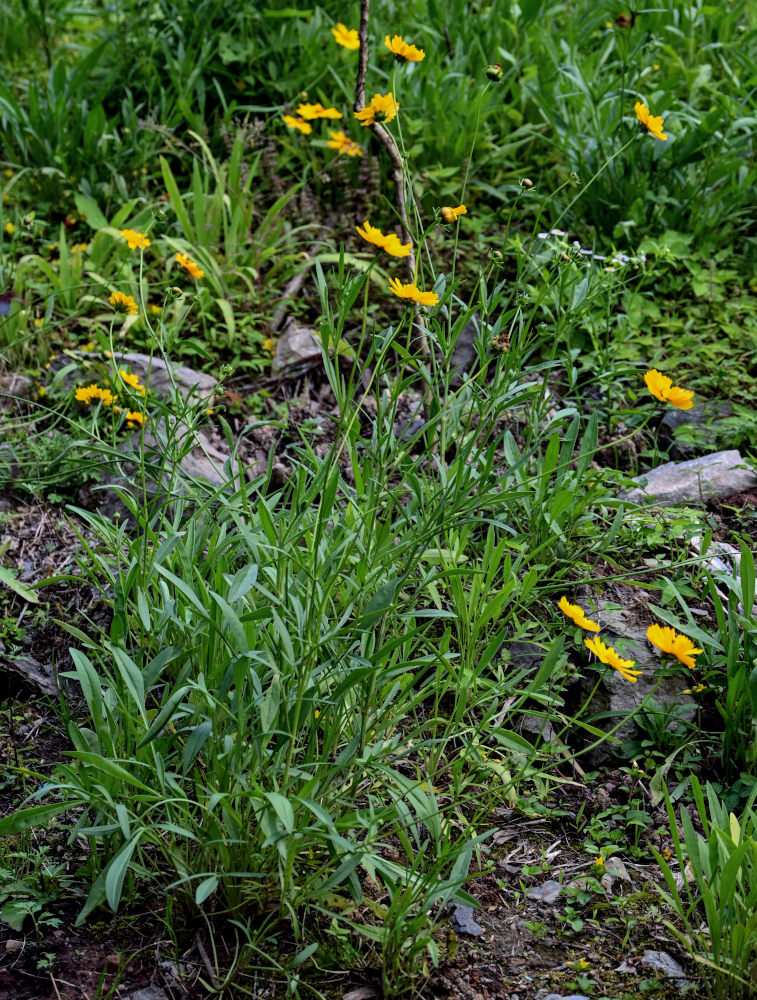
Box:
272 318 323 373
449 903 484 936
49 351 217 402
658 400 733 459
527 879 561 904
124 989 171 1000
641 950 691 988
623 450 757 507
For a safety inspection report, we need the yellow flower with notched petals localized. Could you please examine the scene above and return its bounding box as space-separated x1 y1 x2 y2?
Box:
327 130 364 157
120 228 151 251
175 253 205 279
441 204 467 224
584 636 642 683
356 221 412 258
646 623 703 670
385 34 425 62
297 102 342 121
644 369 694 410
118 369 146 396
125 410 144 428
355 92 399 127
75 384 117 406
282 115 312 135
634 102 667 140
332 23 359 49
558 596 600 632
388 277 438 307
109 291 138 314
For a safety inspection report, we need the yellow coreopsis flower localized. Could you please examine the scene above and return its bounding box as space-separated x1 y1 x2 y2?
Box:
327 130 364 157
125 410 144 428
356 220 412 258
385 34 425 62
120 228 151 251
355 92 399 127
75 384 117 406
388 277 438 307
4 222 15 235
118 369 146 396
297 102 342 121
332 22 359 49
109 291 138 314
558 596 600 632
644 369 694 410
282 115 312 135
441 204 467 224
175 253 205 279
646 623 703 670
634 102 667 140
584 636 642 683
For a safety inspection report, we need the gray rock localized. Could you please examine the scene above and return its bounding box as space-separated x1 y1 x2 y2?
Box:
124 989 171 1000
564 603 696 766
76 420 245 523
527 879 561 904
659 401 733 459
449 903 484 936
542 995 590 1000
49 351 217 402
641 950 691 988
272 317 323 373
109 353 217 402
623 450 757 507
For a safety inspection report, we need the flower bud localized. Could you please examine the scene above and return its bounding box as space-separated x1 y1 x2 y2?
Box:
485 63 504 82
520 178 533 189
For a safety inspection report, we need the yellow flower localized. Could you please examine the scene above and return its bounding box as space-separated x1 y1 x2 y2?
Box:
120 228 151 251
558 596 600 632
175 253 205 279
75 384 117 406
327 130 364 157
356 220 412 257
72 242 88 253
118 368 146 396
441 204 467 224
646 623 703 670
4 222 15 235
282 114 312 135
262 337 275 355
593 856 604 869
388 277 438 307
109 291 138 314
644 369 694 410
80 341 96 351
634 101 668 141
584 636 642 683
296 102 342 121
332 22 359 49
385 34 425 62
683 683 707 695
355 92 399 127
125 410 144 428
149 304 162 315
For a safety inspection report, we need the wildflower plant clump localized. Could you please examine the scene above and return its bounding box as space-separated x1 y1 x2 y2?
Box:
4 3 757 998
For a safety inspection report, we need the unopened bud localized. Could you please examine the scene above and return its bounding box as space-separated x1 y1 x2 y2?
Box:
520 178 533 189
169 286 183 299
485 63 504 82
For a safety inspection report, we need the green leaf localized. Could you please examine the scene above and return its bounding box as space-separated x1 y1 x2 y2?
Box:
195 875 218 905
739 540 755 619
0 800 80 835
0 566 39 604
359 577 402 627
105 834 142 911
